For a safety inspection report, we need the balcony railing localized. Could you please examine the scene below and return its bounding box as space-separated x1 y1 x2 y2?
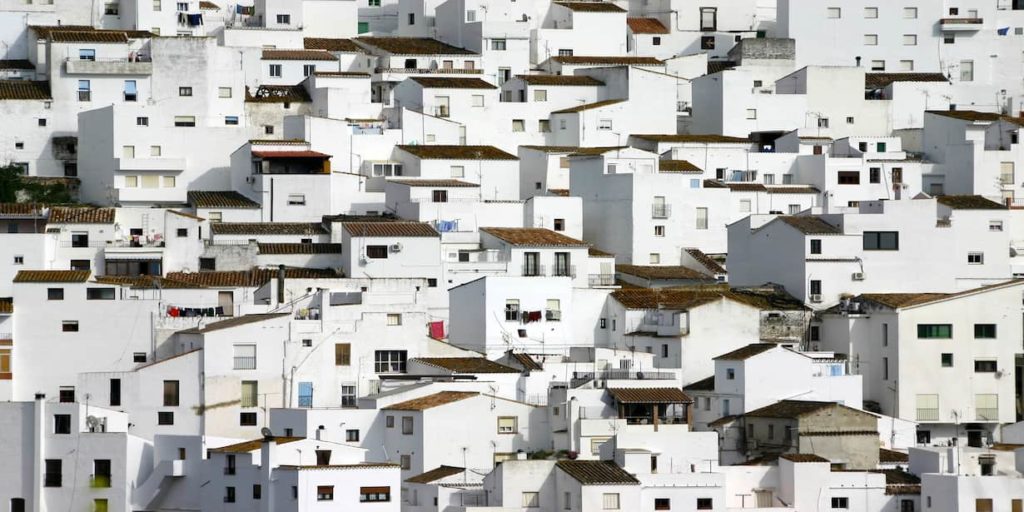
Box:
90 475 111 488
298 395 313 408
571 370 675 387
552 265 576 278
522 264 546 277
589 274 615 286
65 56 153 75
976 408 998 421
375 67 482 74
652 205 671 219
916 408 939 421
233 357 256 370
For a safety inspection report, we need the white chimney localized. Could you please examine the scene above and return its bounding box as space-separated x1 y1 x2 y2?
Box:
33 393 46 512
260 436 277 512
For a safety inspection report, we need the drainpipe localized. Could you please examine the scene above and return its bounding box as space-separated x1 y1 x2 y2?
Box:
277 264 285 306
33 393 45 512
260 436 277 512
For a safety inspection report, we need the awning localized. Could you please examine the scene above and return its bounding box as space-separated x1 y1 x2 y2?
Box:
252 150 331 159
607 387 692 404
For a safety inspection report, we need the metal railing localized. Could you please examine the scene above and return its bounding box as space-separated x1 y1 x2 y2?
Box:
375 67 481 74
589 274 615 286
916 408 939 421
233 357 256 370
976 408 998 421
552 265 575 278
521 264 546 277
652 204 671 219
298 395 313 408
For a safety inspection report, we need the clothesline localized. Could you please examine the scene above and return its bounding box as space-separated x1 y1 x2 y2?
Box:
167 306 225 317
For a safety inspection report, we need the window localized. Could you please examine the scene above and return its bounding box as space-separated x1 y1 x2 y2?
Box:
558 49 573 56
918 324 952 339
863 231 899 250
941 353 954 367
448 165 465 178
883 356 889 380
654 225 665 237
233 344 256 369
598 119 613 130
700 7 717 30
653 36 661 45
870 60 885 71
359 487 391 502
904 7 917 18
534 89 547 102
12 255 23 265
832 497 849 509
408 13 415 24
739 199 751 213
810 280 822 296
137 116 149 126
241 381 258 407
696 207 708 230
264 125 274 135
809 239 822 254
303 64 315 77
869 168 881 183
826 7 841 18
178 86 192 97
497 417 517 434
650 253 660 264
158 411 174 425
944 33 955 44
174 116 196 127
366 245 388 259
491 39 507 50
511 119 525 132
505 300 520 321
286 193 305 206
903 34 917 46
973 324 996 339
316 486 333 501
78 80 91 102
54 414 71 434
746 108 757 120
335 343 351 366
375 350 407 373
269 64 282 77
276 14 291 24
11 499 25 512
239 413 257 426
554 218 565 231
603 493 620 510
402 416 414 435
916 394 939 421
163 380 179 406
864 7 877 18
86 288 115 300
697 498 714 510
655 498 670 510
726 368 735 380
225 116 239 125
387 313 402 326
864 34 878 45
968 252 984 264
400 454 411 469
252 485 261 500
133 353 147 363
976 394 998 421
960 60 974 82
62 321 79 332
974 360 998 373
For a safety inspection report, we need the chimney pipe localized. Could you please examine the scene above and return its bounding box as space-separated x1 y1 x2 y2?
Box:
260 436 277 512
277 265 285 305
33 393 46 512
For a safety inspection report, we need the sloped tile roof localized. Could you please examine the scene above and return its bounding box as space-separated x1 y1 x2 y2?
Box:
409 76 496 89
551 99 625 114
211 222 328 235
658 160 702 173
257 243 342 255
342 222 439 237
166 267 341 287
304 37 362 52
556 461 640 485
926 109 1024 127
516 74 604 86
745 400 840 419
356 37 476 55
509 352 543 371
766 185 820 195
0 81 51 100
713 343 779 361
245 85 312 103
0 298 13 314
209 436 304 453
412 357 521 374
608 387 691 404
935 195 1006 210
552 55 662 66
383 391 479 410
14 270 90 283
0 203 45 216
405 465 465 484
397 145 518 160
179 313 290 334
879 448 909 463
632 134 751 144
199 1 220 9
684 375 715 391
48 207 115 224
481 227 588 247
556 1 626 12
389 179 479 187
0 60 34 70
724 183 767 192
261 49 338 61
188 191 261 209
855 279 1024 310
616 265 713 281
777 216 842 235
612 288 724 310
684 248 726 274
627 17 669 34
779 453 830 463
865 73 948 89
50 30 129 43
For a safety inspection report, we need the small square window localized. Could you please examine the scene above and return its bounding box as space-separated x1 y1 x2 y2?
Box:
654 225 665 237
941 353 953 367
652 36 661 45
225 116 239 125
13 255 24 265
387 314 402 326
137 117 149 126
864 7 877 18
178 87 193 97
38 118 47 126
239 412 257 426
157 411 174 425
903 7 917 18
264 125 274 135
62 321 79 332
302 339 313 347
968 252 984 264
176 228 188 238
864 34 878 45
826 7 841 18
133 352 147 363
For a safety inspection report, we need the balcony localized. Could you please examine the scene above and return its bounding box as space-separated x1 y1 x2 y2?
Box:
375 67 482 75
65 57 153 75
551 265 576 278
589 274 615 286
652 204 671 219
233 357 256 370
298 395 313 408
570 370 676 388
939 18 983 31
522 264 546 277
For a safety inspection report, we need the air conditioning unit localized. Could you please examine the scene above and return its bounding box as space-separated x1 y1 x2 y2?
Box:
390 243 403 252
809 294 823 303
851 272 865 281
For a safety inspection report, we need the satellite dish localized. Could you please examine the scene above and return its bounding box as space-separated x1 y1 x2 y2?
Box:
86 416 99 428
261 427 274 438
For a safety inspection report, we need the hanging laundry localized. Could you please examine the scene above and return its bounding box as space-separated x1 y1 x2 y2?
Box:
236 4 255 15
997 27 1010 36
437 220 459 232
429 321 445 340
187 13 204 26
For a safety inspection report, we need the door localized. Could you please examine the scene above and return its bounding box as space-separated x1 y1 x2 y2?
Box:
298 382 313 408
218 291 234 317
968 429 983 448
523 252 540 276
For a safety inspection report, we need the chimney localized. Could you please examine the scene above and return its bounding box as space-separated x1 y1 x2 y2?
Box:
33 393 46 512
260 436 277 512
276 265 285 305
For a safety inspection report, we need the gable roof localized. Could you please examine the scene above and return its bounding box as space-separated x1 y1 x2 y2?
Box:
304 37 362 52
926 109 1024 127
551 99 625 114
631 134 751 144
209 436 304 453
356 37 475 55
685 248 726 274
713 343 780 361
745 400 843 419
188 190 261 209
777 216 842 235
389 179 479 188
396 145 518 160
261 49 338 61
780 453 830 463
611 286 806 311
684 375 715 391
341 222 439 238
409 76 496 89
616 265 714 281
14 270 90 283
552 55 662 66
627 17 669 34
480 227 588 247
865 73 948 89
412 357 521 374
382 391 479 411
405 465 466 484
211 222 328 236
556 461 640 485
607 387 692 404
48 207 115 224
515 74 605 86
257 243 342 255
555 1 626 12
179 313 290 334
0 80 51 100
935 195 1006 210
857 279 1024 310
166 267 341 288
50 30 129 43
658 160 702 173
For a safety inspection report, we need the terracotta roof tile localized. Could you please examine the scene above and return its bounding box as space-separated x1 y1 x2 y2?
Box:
257 243 342 255
0 81 51 100
50 30 129 43
342 222 439 237
515 74 604 86
556 1 626 12
383 391 479 410
0 60 34 70
261 49 338 61
684 248 726 274
556 461 640 485
0 297 13 314
616 265 714 281
199 1 220 9
412 357 521 374
745 400 840 419
92 276 204 289
627 17 669 34
166 267 341 287
551 99 625 114
356 37 476 55
588 246 614 257
481 227 588 247
211 222 328 236
713 343 779 361
611 288 725 310
865 73 948 89
879 448 909 463
397 145 518 160
552 55 662 66
209 436 304 453
313 71 371 78
14 270 90 283
188 191 261 209
707 60 737 74
631 134 751 144
405 465 465 484
935 195 1006 210
251 150 330 159
409 76 496 89
684 375 715 391
926 109 1024 127
509 352 544 371
0 203 45 216
777 216 842 235
607 387 691 404
766 185 820 195
179 313 290 334
659 160 702 173
304 37 362 52
245 85 312 103
855 279 1024 309
779 453 830 463
389 179 479 187
724 183 767 192
48 207 115 224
